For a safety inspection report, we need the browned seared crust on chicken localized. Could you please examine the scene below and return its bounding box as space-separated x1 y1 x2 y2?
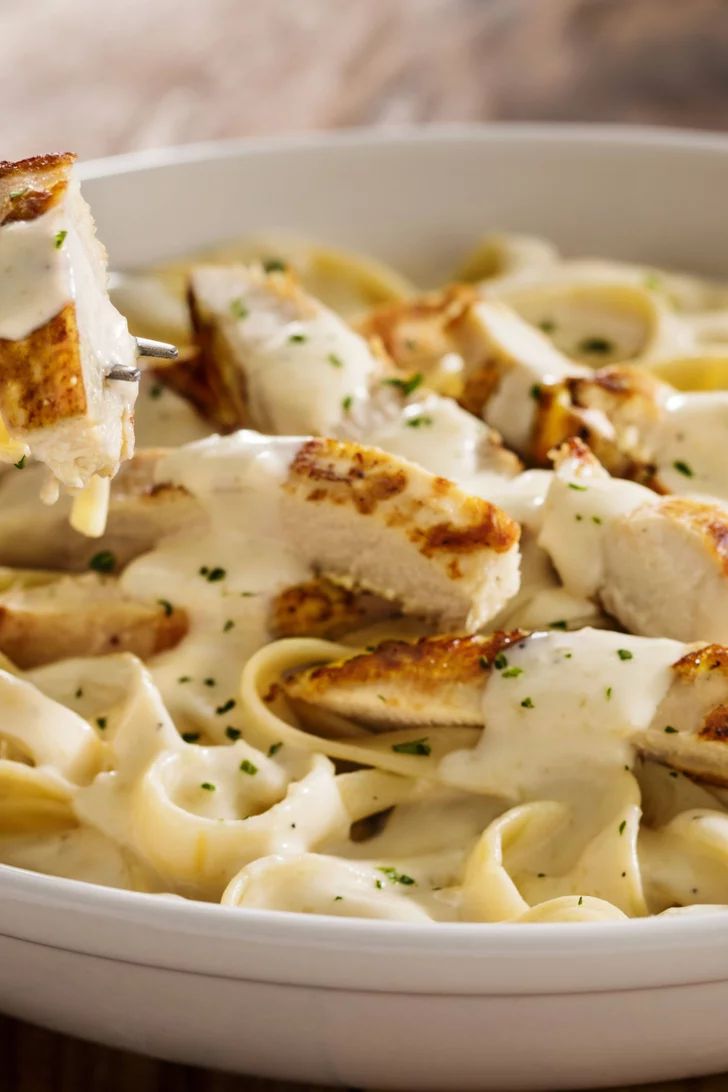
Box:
269 577 401 640
357 284 476 376
281 437 521 632
0 573 188 668
283 631 526 726
0 153 76 226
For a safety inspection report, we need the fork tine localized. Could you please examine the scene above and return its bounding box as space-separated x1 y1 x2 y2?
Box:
135 337 179 360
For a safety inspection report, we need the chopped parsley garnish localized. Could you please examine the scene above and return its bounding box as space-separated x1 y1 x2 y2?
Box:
549 620 567 630
578 336 613 355
375 879 383 890
200 782 216 792
89 550 116 574
669 771 678 778
268 741 283 757
215 698 236 715
520 697 534 709
664 725 679 734
53 229 67 249
618 820 627 836
13 455 26 470
493 652 508 670
157 599 173 617
575 514 583 521
178 675 191 684
539 319 556 333
673 460 694 478
239 759 258 775
592 515 603 525
9 187 29 200
149 383 163 399
288 333 307 344
502 666 523 678
223 619 234 632
605 686 613 700
384 372 424 396
378 866 415 886
577 895 583 906
406 414 433 428
334 895 343 902
74 687 83 699
377 694 387 703
182 732 200 743
203 677 216 687
342 395 353 412
644 273 661 291
327 353 344 368
96 717 107 730
617 649 633 661
537 872 546 878
529 384 541 401
479 655 490 670
229 298 248 320
568 482 588 492
392 738 431 756
225 726 241 741
199 566 226 582
263 257 287 273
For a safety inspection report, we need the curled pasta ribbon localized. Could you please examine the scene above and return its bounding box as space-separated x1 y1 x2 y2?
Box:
0 762 76 835
240 638 481 780
223 852 433 921
640 808 728 912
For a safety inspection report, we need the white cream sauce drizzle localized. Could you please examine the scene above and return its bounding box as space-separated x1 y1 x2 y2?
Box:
650 391 728 501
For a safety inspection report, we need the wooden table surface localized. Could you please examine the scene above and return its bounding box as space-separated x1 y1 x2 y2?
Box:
3 0 728 1088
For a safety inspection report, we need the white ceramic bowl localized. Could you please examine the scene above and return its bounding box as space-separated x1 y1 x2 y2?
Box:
4 125 728 1091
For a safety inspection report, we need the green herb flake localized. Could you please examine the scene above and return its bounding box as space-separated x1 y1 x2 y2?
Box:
664 725 679 734
201 566 226 582
157 598 173 617
406 414 433 429
203 677 216 687
605 686 613 700
333 895 343 901
568 482 588 492
592 515 603 525
578 336 613 355
53 229 68 250
529 384 541 401
539 319 556 334
644 273 661 291
74 687 83 699
215 698 236 715
149 384 163 399
378 866 416 886
617 649 633 661
520 697 534 709
13 455 26 470
618 820 627 836
478 656 490 670
96 716 107 730
342 395 353 412
502 666 524 679
327 353 344 369
9 187 29 200
673 460 694 478
89 550 116 574
669 771 678 778
493 652 508 670
263 257 287 273
182 732 200 744
549 620 567 631
268 741 283 757
200 782 216 792
239 759 258 776
223 619 234 632
375 879 383 890
229 298 248 320
224 726 241 741
384 372 424 396
537 872 546 878
288 333 307 344
178 675 191 684
392 738 431 756
577 895 583 906
377 694 387 703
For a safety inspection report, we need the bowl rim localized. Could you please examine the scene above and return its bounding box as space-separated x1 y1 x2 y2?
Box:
5 123 728 992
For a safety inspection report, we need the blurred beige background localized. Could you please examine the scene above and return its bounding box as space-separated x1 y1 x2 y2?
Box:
3 0 728 1089
3 0 728 164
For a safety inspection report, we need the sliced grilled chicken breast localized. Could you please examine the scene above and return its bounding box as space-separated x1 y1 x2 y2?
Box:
0 572 188 668
0 450 202 572
0 154 138 493
281 437 521 632
269 577 401 640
